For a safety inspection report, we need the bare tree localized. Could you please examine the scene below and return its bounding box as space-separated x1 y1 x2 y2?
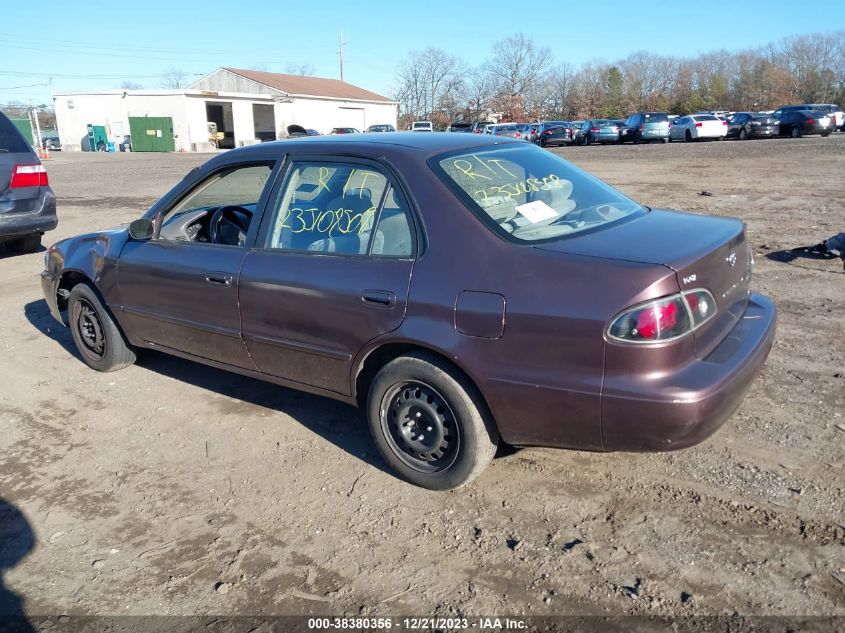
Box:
394 48 466 126
488 34 552 119
285 63 316 76
160 68 189 89
120 80 143 90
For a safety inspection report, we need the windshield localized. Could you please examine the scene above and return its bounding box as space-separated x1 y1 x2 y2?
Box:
433 145 644 243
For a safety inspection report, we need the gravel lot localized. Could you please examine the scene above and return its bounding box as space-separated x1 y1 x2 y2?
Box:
1 136 843 624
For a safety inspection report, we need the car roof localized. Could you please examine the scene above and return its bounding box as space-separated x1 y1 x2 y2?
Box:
225 131 523 159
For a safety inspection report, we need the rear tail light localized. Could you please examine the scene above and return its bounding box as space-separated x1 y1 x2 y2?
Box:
10 164 48 188
806 118 815 124
695 122 703 128
722 120 728 126
591 127 600 132
607 290 716 344
639 124 644 131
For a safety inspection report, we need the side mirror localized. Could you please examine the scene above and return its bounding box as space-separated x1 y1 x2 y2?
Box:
128 218 154 241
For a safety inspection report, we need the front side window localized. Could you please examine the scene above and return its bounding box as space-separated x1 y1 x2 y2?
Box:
433 145 643 243
159 163 273 246
266 161 413 257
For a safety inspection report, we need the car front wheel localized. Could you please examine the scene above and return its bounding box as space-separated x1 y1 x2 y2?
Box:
791 126 802 138
68 283 136 372
367 352 499 490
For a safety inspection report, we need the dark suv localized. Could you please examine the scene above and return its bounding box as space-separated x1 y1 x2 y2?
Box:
776 110 834 138
620 112 670 143
0 112 57 252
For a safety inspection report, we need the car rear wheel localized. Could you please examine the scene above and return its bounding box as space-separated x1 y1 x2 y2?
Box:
685 130 692 142
739 128 748 140
821 130 831 137
367 352 498 490
5 234 41 253
791 126 801 138
68 283 136 372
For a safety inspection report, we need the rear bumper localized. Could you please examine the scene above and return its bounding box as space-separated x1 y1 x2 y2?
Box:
601 292 777 451
751 127 778 136
0 189 57 240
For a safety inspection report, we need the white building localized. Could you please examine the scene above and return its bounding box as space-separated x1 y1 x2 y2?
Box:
53 67 398 152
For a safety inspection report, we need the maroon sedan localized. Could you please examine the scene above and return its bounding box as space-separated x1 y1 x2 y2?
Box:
40 133 776 490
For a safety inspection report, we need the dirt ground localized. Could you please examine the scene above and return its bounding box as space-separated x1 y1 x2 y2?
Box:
1 136 843 625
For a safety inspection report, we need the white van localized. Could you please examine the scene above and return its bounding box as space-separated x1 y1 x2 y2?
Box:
411 121 434 132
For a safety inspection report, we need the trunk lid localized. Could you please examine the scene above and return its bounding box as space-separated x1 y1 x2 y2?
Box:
535 209 752 358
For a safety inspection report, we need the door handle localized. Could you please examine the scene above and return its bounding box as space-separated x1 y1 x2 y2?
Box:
204 273 233 287
361 290 396 307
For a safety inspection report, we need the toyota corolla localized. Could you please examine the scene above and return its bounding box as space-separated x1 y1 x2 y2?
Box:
41 133 776 489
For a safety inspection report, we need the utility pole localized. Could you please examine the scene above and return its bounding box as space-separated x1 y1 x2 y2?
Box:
338 29 345 82
29 100 42 154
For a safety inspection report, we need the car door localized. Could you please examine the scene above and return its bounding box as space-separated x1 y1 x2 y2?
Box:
239 157 417 395
117 158 278 368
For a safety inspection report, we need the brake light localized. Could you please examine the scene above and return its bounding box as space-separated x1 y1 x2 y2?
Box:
639 124 644 131
695 122 702 128
591 127 600 132
722 120 727 126
607 290 716 343
10 164 48 188
806 118 815 124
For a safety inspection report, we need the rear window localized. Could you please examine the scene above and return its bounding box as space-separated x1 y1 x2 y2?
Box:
693 115 719 121
433 145 643 243
0 114 32 153
643 113 668 123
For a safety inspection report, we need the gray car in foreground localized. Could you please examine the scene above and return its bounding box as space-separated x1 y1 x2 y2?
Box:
0 112 57 252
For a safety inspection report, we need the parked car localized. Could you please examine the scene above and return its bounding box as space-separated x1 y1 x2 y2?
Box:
526 123 541 142
471 121 494 134
446 123 473 133
330 127 359 135
411 121 434 132
41 133 776 490
535 121 573 145
569 121 586 144
367 124 396 133
536 125 573 147
0 111 57 253
725 113 778 140
776 110 834 138
482 124 496 135
514 123 533 140
42 136 61 151
287 124 321 138
579 119 623 145
620 112 671 143
669 114 727 142
774 104 844 130
488 124 522 139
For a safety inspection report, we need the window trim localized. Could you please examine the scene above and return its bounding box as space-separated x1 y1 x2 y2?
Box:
254 154 419 260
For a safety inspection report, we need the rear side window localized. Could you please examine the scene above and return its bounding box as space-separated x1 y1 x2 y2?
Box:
0 114 32 153
643 113 668 123
266 161 413 257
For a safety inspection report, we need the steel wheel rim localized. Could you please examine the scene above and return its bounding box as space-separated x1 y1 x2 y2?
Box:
73 298 106 361
380 381 460 473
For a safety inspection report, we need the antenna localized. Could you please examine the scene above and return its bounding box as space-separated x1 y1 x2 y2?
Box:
338 30 345 82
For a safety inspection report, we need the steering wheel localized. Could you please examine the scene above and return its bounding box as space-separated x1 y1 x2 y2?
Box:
209 205 253 245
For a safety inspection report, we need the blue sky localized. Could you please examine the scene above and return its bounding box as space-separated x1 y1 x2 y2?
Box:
2 0 842 105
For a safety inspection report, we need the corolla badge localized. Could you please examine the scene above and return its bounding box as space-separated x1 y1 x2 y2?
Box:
726 251 737 267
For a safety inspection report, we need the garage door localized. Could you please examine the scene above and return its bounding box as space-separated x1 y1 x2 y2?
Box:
128 116 175 152
336 107 365 131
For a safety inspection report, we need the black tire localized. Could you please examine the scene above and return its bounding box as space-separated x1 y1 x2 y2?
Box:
68 283 136 372
685 130 692 142
739 128 748 140
821 130 831 137
366 352 499 490
539 138 547 148
661 137 668 143
5 234 41 253
791 126 801 138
